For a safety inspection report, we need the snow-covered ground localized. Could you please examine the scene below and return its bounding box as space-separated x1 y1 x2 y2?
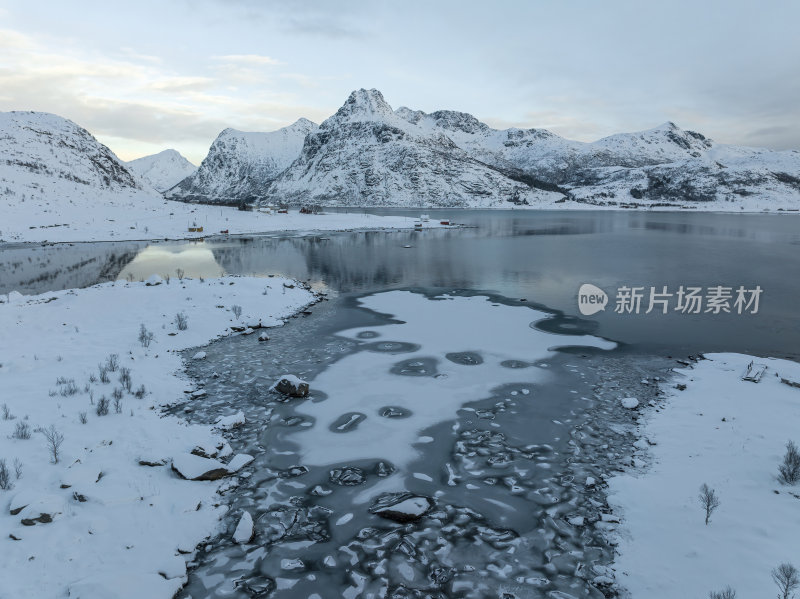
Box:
1 199 441 244
608 353 800 598
0 276 315 598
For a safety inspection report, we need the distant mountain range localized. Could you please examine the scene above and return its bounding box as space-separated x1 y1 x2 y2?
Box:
2 90 799 211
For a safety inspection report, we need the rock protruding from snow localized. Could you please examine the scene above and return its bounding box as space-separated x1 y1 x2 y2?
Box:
126 149 197 192
171 454 229 481
233 511 254 544
271 375 310 398
214 411 245 430
369 492 435 523
165 119 317 204
226 453 254 473
620 397 640 409
191 351 207 360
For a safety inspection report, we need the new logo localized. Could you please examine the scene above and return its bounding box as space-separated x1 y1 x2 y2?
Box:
578 283 608 316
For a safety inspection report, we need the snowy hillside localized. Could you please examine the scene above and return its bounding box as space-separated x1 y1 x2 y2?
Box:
126 149 196 192
0 111 144 199
165 119 318 204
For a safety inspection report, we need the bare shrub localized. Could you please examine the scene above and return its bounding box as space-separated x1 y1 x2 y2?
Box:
96 396 109 416
1 403 12 420
119 367 132 392
13 458 22 479
59 379 78 397
88 373 97 384
778 440 800 485
105 354 119 372
98 365 110 384
42 425 64 464
113 394 122 414
231 304 242 319
709 586 736 599
111 387 123 401
0 459 11 490
772 563 800 599
79 411 88 424
13 421 31 440
138 324 154 348
175 312 188 331
176 268 185 281
699 483 720 525
134 385 146 399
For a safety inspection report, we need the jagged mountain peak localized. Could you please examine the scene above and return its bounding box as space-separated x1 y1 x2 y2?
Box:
324 88 395 127
290 117 317 130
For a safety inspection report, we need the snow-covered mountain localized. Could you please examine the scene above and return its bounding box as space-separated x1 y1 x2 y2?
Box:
0 111 187 242
170 89 799 209
0 111 144 199
395 107 800 207
165 118 318 204
126 149 196 193
264 89 556 207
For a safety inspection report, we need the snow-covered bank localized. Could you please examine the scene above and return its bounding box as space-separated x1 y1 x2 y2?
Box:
608 353 800 598
0 276 315 598
1 200 442 244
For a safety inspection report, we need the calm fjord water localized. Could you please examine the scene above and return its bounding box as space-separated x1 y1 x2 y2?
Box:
2 210 798 359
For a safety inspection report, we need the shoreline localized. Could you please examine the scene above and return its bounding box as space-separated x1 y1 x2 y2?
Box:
607 353 800 598
0 275 318 598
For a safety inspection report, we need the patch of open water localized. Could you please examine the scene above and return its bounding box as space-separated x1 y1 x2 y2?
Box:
171 290 674 599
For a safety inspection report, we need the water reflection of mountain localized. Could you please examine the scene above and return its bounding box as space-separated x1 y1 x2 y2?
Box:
117 243 225 282
211 231 492 293
0 243 142 295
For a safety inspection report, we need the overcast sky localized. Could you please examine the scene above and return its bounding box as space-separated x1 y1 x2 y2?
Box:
1 0 798 164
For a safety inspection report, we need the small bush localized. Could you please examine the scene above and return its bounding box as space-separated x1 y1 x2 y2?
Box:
231 304 242 319
106 354 119 373
111 387 123 401
59 379 79 397
119 367 132 392
175 312 188 331
1 403 12 420
79 411 88 424
699 483 720 525
13 421 31 440
113 395 122 414
42 425 64 464
13 458 22 480
709 586 736 599
778 440 800 485
134 385 146 399
88 373 97 383
0 459 12 490
176 268 185 281
138 324 154 348
98 365 110 384
96 396 109 416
